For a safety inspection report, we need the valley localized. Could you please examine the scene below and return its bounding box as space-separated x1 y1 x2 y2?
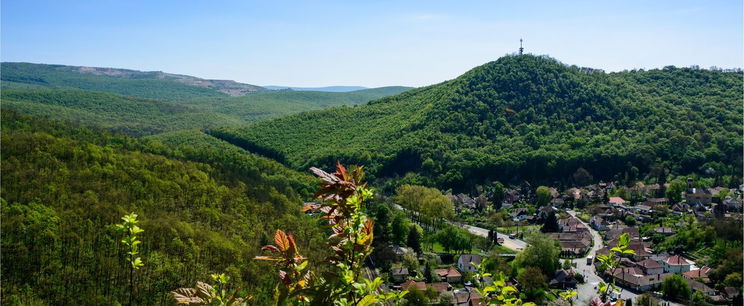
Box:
1 55 741 306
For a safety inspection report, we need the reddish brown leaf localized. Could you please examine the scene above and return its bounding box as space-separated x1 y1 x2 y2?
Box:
287 232 299 255
335 161 348 181
274 230 290 252
261 245 280 252
310 167 338 183
364 219 374 234
171 287 204 304
254 256 283 261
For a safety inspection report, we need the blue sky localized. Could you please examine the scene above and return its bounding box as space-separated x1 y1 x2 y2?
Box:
2 0 742 87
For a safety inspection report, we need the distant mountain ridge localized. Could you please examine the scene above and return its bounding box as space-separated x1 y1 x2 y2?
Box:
264 85 368 92
75 65 266 96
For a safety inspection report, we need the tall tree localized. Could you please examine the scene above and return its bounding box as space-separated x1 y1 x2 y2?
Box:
406 224 423 255
515 233 560 275
485 181 505 210
391 211 410 245
540 212 559 233
666 179 686 204
424 260 434 283
661 274 691 302
536 186 552 207
517 267 548 303
572 168 593 185
374 204 393 242
394 185 453 228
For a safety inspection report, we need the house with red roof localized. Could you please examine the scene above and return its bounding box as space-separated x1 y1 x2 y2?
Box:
609 197 626 206
661 255 691 274
435 266 463 283
683 266 712 284
401 280 427 291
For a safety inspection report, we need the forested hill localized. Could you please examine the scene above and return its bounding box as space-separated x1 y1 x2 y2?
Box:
1 62 265 100
1 62 412 128
178 86 412 124
0 109 326 304
215 55 743 190
1 88 244 136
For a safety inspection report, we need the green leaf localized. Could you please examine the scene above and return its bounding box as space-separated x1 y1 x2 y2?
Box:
294 260 308 272
132 257 143 269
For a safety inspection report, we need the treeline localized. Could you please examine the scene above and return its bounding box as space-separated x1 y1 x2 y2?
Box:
2 62 411 127
1 88 243 136
215 55 743 191
0 110 326 305
182 86 412 124
1 87 411 136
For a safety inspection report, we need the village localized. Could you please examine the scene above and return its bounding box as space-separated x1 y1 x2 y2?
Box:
358 177 744 305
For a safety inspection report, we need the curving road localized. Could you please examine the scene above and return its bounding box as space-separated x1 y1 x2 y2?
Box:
567 210 611 304
449 222 528 252
390 203 528 252
566 210 683 306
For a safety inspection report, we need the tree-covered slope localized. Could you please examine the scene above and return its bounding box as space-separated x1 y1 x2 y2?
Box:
2 62 412 126
181 86 412 123
1 62 265 100
0 110 325 305
1 88 243 136
215 55 743 190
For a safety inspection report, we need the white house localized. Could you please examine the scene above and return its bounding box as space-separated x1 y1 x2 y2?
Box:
660 255 691 274
457 254 482 272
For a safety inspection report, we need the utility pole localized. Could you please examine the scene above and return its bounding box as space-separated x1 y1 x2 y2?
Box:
519 38 524 55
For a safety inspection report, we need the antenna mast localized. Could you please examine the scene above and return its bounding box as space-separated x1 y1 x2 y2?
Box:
519 38 524 55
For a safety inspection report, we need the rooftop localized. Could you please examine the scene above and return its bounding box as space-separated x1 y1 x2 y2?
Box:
663 255 690 266
637 258 663 269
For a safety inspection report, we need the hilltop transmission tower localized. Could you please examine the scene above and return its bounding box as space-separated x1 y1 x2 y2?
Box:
519 38 524 55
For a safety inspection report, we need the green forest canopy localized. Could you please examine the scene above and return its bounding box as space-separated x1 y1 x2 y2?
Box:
0 110 325 304
214 55 743 190
2 62 412 127
1 88 243 136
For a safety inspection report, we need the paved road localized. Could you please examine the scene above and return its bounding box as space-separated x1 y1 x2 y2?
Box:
566 210 683 306
566 210 617 304
450 222 528 252
390 203 528 252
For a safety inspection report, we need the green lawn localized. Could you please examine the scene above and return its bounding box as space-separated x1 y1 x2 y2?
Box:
428 242 481 254
426 242 516 255
492 244 517 255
